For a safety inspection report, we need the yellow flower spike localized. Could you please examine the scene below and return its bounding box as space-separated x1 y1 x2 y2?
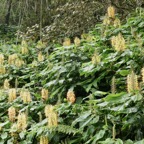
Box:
15 59 25 67
44 105 54 118
40 136 49 144
0 65 6 74
44 105 58 127
141 68 144 83
66 90 76 104
8 88 17 102
63 38 71 46
111 76 116 94
48 111 58 127
103 16 111 25
0 54 4 64
21 46 29 54
86 35 94 42
41 89 48 101
31 60 38 67
91 53 101 65
111 36 116 47
20 89 32 103
21 39 28 54
113 18 121 27
107 6 115 18
38 51 44 62
8 54 18 65
17 112 27 131
111 33 126 51
81 33 87 39
36 40 46 49
0 126 2 131
21 40 27 47
74 37 81 46
127 74 131 93
4 79 10 90
8 107 16 122
127 71 139 93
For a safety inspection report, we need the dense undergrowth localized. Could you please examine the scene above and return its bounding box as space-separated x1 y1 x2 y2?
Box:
0 7 144 144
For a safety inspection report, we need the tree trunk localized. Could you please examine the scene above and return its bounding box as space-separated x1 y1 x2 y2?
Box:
5 0 12 25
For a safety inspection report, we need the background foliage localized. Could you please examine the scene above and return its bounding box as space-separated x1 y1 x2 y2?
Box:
1 0 144 42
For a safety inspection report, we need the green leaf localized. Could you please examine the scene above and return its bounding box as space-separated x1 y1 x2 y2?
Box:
80 115 95 128
1 132 8 139
7 139 13 144
119 70 129 76
0 140 4 144
104 92 128 103
115 139 123 144
134 139 144 144
93 91 107 97
36 127 43 136
92 130 105 144
131 93 143 102
98 138 114 144
19 131 25 139
0 121 9 127
125 139 134 144
72 111 91 126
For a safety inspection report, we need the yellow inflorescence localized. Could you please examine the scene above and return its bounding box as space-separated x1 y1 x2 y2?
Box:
74 37 81 46
40 136 49 144
0 65 6 74
15 59 25 67
31 60 38 67
48 111 58 127
21 40 29 54
0 54 4 64
141 68 144 83
21 40 27 47
91 53 101 65
63 38 71 46
111 36 116 47
81 33 87 39
8 88 17 102
113 18 121 27
103 16 111 25
8 54 18 65
8 107 16 122
111 33 126 51
8 53 24 67
21 46 29 54
45 105 53 118
36 40 46 49
38 51 44 62
107 6 115 18
111 76 116 94
41 89 48 101
45 105 58 127
66 90 76 104
86 35 94 42
4 79 10 89
0 126 2 131
17 112 27 131
103 6 121 28
20 89 32 103
127 71 139 93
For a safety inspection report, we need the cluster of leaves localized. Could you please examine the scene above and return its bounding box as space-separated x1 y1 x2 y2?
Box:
0 7 144 144
0 24 17 43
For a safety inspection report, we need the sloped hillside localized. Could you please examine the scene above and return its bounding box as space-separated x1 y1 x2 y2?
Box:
0 7 144 144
